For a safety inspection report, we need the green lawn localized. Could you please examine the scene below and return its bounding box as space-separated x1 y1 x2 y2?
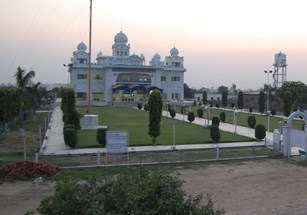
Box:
76 107 254 148
168 105 305 132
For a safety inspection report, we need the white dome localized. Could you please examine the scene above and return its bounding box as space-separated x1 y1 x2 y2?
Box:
153 53 161 61
77 42 87 51
114 31 128 44
170 47 179 56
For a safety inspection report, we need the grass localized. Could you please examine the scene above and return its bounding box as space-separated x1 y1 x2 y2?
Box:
76 107 254 148
168 105 305 132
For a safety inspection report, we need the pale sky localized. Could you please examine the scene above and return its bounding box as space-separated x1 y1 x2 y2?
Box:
1 0 307 90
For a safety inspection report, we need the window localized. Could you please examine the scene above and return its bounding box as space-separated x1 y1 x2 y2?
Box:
125 51 127 56
116 73 151 84
76 92 87 101
117 51 119 56
161 76 166 81
172 62 180 67
93 74 103 80
78 59 87 64
93 93 104 101
171 76 180 81
171 93 180 100
77 74 87 79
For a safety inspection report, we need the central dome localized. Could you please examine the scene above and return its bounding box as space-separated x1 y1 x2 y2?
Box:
153 53 161 61
170 47 179 56
114 31 128 44
77 42 87 51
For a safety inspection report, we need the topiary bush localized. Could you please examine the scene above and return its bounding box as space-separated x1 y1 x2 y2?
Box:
193 101 197 106
188 112 195 123
137 103 142 110
271 109 276 116
144 104 148 112
249 107 253 113
170 109 176 118
63 124 75 132
219 112 226 122
210 125 220 143
64 128 77 148
212 116 220 127
216 103 220 109
97 127 108 147
247 116 256 128
197 108 203 118
255 124 266 140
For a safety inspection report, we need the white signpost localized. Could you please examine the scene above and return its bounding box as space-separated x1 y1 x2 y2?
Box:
106 131 129 167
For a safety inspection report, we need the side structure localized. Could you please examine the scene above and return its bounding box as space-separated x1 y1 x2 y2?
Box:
67 31 186 106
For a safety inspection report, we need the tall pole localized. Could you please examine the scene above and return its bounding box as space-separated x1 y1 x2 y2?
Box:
88 0 92 114
264 70 272 112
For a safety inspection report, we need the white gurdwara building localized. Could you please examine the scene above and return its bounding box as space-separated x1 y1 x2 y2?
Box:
67 31 186 106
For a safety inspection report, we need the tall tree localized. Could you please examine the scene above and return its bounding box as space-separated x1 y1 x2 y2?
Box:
230 83 238 95
184 83 194 99
14 67 35 137
26 82 42 121
258 90 265 115
222 90 228 108
202 91 207 105
283 91 292 117
217 85 228 94
237 91 244 110
148 90 163 145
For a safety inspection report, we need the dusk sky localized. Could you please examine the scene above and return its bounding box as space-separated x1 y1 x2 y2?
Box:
1 0 307 91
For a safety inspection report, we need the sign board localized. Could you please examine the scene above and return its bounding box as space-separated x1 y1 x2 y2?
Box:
106 131 128 154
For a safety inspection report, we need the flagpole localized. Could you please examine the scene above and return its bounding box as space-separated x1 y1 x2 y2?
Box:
88 0 92 114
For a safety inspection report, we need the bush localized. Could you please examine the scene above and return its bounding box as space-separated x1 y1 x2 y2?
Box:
188 112 195 123
35 168 225 215
219 112 226 122
271 109 276 116
194 101 197 106
302 124 305 131
247 116 256 128
64 128 77 148
212 116 219 127
137 103 142 110
197 108 203 118
199 101 202 106
65 110 81 129
216 103 220 109
249 107 253 113
170 109 176 118
167 104 171 112
63 124 75 132
144 104 148 112
210 125 220 143
255 124 266 140
97 127 108 146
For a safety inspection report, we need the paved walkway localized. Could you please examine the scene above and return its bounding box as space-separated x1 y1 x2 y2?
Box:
41 101 277 155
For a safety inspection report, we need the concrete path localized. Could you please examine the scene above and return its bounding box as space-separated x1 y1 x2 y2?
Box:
41 102 275 155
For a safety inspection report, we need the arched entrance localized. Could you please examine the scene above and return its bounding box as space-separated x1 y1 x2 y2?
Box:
282 110 307 157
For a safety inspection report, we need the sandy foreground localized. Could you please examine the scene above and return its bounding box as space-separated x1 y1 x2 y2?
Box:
1 158 307 215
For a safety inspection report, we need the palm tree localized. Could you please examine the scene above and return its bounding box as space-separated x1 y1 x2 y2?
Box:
14 67 35 137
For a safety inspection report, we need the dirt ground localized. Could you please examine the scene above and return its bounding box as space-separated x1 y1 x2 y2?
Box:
1 158 307 215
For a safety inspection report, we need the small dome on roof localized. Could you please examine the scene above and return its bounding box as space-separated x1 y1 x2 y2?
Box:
170 47 179 56
77 42 87 51
114 31 128 44
153 53 161 61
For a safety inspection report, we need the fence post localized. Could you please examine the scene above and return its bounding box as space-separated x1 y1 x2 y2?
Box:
97 151 100 166
216 146 219 160
179 150 183 162
139 152 143 165
35 153 39 163
252 146 255 157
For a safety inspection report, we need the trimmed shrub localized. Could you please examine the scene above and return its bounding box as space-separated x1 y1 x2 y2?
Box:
255 124 266 140
167 104 171 112
210 125 220 143
97 127 108 147
247 116 256 128
193 101 196 106
302 124 305 131
137 103 142 110
65 110 81 129
216 103 220 109
181 106 185 114
144 104 148 112
197 108 203 118
199 101 202 106
231 103 235 109
271 109 276 116
212 116 220 127
219 112 226 122
170 109 176 118
64 128 77 148
188 112 195 123
249 107 253 113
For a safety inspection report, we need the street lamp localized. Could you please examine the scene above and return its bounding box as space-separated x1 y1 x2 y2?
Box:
267 111 271 132
233 108 238 134
264 70 273 112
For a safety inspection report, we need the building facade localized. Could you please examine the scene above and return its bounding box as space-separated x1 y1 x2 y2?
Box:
67 31 186 105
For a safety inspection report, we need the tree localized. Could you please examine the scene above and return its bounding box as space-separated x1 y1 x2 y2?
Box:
217 85 228 94
255 124 266 140
237 91 244 110
249 107 253 113
188 112 195 123
184 83 194 99
97 127 108 146
148 90 163 144
170 109 176 118
202 91 207 105
137 103 142 110
247 116 256 128
210 125 220 143
212 117 219 127
35 168 225 215
219 112 226 122
14 67 35 137
258 91 265 115
144 104 148 112
197 108 203 118
275 81 307 111
283 91 292 117
230 83 238 95
222 90 228 108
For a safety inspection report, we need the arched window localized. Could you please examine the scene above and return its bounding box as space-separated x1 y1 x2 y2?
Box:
116 73 151 84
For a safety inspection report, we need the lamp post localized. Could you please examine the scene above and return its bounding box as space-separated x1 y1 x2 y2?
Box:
267 111 271 132
278 121 283 133
264 70 272 112
234 108 238 134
